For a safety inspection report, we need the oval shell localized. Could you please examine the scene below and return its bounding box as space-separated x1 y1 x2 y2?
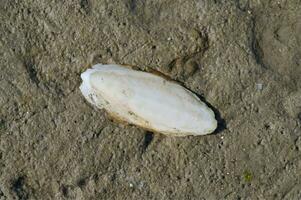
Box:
80 64 217 136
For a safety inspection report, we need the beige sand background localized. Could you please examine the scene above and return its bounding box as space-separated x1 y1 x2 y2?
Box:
0 0 301 199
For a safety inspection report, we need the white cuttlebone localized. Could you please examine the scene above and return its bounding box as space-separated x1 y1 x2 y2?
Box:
80 64 217 136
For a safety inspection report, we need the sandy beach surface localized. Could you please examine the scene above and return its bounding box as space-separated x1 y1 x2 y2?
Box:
0 1 300 199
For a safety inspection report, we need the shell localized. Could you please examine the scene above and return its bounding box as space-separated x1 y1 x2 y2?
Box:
80 64 217 136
